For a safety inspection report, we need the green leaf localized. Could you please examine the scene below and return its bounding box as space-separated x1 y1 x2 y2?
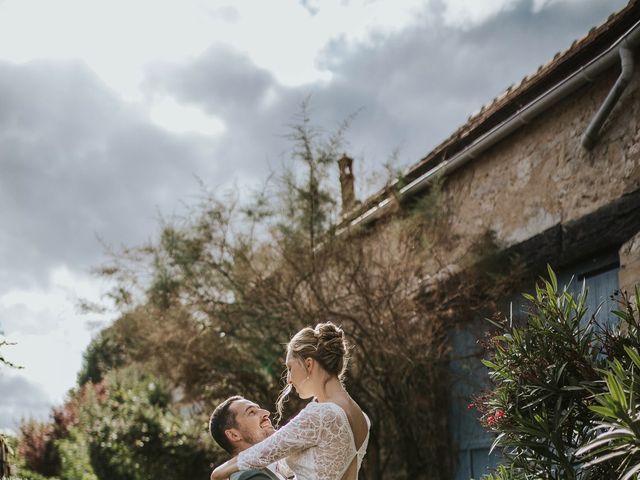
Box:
625 346 640 370
547 265 558 293
621 462 640 480
482 359 500 370
589 405 616 419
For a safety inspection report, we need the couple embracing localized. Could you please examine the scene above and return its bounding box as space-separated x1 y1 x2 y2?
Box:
209 322 370 480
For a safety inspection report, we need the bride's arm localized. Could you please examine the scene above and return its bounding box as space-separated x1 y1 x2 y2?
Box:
210 456 238 480
236 403 324 470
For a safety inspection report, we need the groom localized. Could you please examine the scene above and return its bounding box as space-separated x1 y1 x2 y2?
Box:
209 396 293 480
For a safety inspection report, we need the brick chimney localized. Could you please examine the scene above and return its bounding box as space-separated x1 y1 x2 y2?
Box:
338 154 357 214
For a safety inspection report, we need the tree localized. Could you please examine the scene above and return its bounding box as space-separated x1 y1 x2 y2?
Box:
89 104 520 479
0 339 20 370
77 327 130 385
0 434 11 479
1 338 20 479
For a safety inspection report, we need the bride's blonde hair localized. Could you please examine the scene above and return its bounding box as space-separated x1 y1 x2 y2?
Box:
275 322 349 423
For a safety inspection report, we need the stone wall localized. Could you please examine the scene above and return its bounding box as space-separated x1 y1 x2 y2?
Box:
357 50 640 293
620 231 640 295
426 50 640 285
447 55 640 242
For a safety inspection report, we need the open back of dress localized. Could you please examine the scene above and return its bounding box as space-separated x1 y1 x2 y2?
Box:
337 404 370 480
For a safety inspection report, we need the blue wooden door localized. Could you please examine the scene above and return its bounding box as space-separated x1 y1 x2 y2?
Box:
449 255 619 479
449 323 501 480
558 253 619 326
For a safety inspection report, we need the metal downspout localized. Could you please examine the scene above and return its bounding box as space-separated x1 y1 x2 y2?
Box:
582 47 635 149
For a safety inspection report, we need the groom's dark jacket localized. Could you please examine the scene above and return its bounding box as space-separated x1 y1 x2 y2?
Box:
230 468 281 480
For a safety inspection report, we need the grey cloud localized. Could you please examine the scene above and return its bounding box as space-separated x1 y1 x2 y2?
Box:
316 0 629 163
299 0 320 16
0 373 51 431
146 46 301 182
0 303 63 336
206 5 241 23
150 0 627 203
1 0 628 293
0 60 221 291
147 46 278 118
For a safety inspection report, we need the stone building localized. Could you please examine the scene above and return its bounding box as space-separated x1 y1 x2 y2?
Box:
337 2 640 478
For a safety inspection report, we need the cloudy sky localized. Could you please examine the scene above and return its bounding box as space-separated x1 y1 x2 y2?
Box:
0 0 629 432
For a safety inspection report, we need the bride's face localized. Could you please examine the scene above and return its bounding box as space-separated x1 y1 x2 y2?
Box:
286 352 313 399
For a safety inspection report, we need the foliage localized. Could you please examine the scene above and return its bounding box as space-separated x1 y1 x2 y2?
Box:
17 420 61 477
478 268 640 479
0 339 21 370
481 464 530 480
575 287 640 480
7 103 523 480
11 467 58 480
15 382 94 478
1 434 12 479
88 105 522 480
77 327 130 385
1 337 23 478
81 366 211 480
56 428 98 480
13 366 210 480
277 97 349 249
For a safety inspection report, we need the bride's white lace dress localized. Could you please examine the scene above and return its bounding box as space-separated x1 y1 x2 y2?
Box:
237 402 370 480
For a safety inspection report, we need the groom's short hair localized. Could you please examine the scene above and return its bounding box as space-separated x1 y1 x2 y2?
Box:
210 395 244 454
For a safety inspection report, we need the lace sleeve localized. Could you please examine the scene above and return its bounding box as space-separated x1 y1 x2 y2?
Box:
237 403 322 470
275 459 295 479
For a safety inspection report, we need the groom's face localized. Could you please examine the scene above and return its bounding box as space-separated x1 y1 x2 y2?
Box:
228 399 275 448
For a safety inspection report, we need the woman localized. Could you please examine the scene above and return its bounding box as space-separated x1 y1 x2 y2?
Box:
211 322 370 480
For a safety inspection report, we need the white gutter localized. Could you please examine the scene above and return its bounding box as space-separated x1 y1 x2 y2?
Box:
340 19 640 234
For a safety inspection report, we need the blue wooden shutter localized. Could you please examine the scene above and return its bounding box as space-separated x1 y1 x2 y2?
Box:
558 253 619 326
449 323 501 480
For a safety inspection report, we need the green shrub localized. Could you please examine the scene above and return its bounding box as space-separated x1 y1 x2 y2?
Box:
17 420 61 477
575 288 640 480
55 427 98 480
82 366 212 480
12 466 58 480
477 267 636 479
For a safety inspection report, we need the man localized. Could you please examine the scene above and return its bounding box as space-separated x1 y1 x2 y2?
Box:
209 396 294 480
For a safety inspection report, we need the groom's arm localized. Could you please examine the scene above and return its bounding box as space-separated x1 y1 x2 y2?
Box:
233 470 280 480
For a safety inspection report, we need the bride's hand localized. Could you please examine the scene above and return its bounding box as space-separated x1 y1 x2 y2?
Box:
210 466 228 480
211 456 238 480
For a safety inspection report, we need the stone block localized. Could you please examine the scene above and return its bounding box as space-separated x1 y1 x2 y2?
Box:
619 230 640 294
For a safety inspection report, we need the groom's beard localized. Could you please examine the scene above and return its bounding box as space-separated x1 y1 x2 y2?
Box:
241 423 275 445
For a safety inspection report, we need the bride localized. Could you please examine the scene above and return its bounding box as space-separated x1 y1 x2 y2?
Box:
211 322 370 480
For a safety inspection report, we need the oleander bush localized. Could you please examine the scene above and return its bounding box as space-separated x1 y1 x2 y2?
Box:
576 288 640 480
479 268 640 480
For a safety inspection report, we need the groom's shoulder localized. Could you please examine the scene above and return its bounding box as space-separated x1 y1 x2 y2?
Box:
230 469 279 480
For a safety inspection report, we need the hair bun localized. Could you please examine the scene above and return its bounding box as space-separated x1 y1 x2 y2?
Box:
314 322 346 356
